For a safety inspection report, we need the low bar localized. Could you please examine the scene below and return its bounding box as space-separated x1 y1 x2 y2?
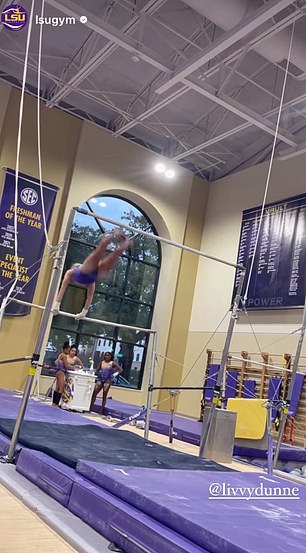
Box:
9 299 156 335
0 356 32 365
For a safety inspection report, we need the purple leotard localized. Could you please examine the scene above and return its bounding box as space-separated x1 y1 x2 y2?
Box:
56 359 67 374
97 362 115 383
72 267 98 285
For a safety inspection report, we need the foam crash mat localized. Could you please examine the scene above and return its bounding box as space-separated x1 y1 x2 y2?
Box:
76 462 306 553
16 448 208 553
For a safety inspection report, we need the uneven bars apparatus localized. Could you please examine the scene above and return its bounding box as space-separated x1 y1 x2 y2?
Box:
3 206 245 461
273 288 306 468
73 208 246 445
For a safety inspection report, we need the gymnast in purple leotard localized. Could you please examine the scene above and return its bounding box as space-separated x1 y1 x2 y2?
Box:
53 230 131 320
89 352 123 415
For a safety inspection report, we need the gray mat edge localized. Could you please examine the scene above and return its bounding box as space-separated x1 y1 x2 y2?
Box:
0 464 118 553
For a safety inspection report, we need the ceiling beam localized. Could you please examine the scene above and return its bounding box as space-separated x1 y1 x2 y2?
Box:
46 0 167 107
115 7 301 136
180 79 296 149
155 0 296 95
45 0 171 82
278 141 306 160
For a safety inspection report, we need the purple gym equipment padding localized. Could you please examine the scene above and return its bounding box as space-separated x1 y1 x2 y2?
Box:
69 481 210 553
16 446 208 553
1 388 306 464
76 462 306 553
0 388 104 426
102 396 306 462
16 448 86 506
204 364 219 402
268 376 282 421
243 380 256 399
289 373 304 416
225 370 238 399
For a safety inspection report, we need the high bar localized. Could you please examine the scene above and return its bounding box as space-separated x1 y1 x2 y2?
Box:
10 299 156 334
74 207 244 271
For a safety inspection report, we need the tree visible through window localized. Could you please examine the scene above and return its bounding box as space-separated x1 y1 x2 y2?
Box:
44 196 161 389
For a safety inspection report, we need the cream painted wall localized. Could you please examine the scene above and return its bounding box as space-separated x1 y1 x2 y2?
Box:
178 155 306 418
60 122 196 406
0 81 10 135
0 88 82 390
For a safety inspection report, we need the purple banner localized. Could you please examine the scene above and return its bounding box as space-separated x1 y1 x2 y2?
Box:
233 193 306 310
0 170 58 316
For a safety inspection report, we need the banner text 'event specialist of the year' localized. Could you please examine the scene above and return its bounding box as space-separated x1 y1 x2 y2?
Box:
0 170 58 316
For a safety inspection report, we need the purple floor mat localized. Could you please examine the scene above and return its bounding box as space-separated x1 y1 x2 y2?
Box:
76 461 306 553
16 448 86 506
101 398 306 461
69 479 209 553
15 443 209 553
0 388 103 426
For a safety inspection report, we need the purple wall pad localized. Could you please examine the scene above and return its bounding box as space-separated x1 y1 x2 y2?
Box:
76 462 306 553
100 397 306 462
204 364 219 402
289 373 304 417
225 370 238 399
69 480 209 553
16 448 86 506
243 380 256 399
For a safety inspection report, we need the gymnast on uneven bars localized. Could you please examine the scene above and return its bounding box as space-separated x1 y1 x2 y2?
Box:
53 230 131 319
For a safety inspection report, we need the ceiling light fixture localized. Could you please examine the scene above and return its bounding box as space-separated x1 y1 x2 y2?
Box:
155 162 166 173
165 168 175 179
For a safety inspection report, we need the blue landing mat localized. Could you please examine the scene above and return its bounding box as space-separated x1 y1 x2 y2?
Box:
77 461 306 553
0 417 231 471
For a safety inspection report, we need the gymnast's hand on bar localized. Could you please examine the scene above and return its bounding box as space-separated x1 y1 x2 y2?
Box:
75 307 88 320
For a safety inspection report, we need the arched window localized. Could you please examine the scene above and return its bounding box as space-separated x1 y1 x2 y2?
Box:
45 195 161 389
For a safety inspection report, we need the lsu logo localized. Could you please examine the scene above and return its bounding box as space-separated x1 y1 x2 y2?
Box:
20 188 38 206
1 4 27 31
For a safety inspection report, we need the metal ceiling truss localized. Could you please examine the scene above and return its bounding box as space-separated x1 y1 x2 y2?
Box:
1 0 306 179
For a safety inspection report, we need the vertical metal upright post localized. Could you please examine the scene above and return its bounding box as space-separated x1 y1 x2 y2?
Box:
144 331 157 440
273 290 306 468
199 268 246 458
5 209 76 462
266 403 274 475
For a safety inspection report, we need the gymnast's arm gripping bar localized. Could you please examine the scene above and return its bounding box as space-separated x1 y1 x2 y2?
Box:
74 207 245 271
11 298 157 334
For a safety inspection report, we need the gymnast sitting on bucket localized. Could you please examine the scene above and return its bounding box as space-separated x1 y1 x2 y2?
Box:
53 230 131 320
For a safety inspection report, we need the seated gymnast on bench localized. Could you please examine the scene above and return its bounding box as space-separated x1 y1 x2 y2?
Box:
53 229 131 319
